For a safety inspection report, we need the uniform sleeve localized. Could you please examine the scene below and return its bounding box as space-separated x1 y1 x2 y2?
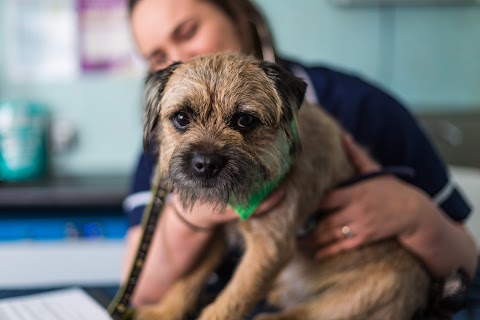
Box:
302 64 472 221
122 150 157 227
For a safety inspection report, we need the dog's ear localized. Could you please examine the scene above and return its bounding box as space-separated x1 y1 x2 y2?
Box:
259 61 307 121
259 61 306 156
143 62 182 151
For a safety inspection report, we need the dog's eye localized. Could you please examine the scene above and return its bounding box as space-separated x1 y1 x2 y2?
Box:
172 112 191 130
232 114 257 131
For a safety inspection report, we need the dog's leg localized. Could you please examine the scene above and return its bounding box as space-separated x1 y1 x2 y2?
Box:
255 259 429 320
253 282 398 320
253 300 403 320
135 229 226 320
198 215 295 320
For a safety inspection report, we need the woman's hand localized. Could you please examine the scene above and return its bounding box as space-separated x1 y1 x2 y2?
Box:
300 135 427 260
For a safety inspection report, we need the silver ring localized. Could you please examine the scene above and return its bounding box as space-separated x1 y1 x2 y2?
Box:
341 225 354 239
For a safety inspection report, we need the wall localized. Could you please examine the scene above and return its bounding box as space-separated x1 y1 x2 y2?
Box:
254 0 480 109
0 1 479 176
0 1 145 176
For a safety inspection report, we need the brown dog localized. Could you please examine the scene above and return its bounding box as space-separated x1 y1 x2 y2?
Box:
136 53 430 320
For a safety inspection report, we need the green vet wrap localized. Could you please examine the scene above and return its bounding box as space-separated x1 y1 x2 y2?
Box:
233 179 282 220
233 120 299 220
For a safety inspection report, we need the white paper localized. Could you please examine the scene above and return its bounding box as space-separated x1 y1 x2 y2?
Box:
0 288 112 320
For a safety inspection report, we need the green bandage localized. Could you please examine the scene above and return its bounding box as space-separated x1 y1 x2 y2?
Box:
232 120 298 220
233 179 283 220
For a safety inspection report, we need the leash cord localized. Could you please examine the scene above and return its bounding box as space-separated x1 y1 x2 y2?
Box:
108 179 170 320
335 166 415 189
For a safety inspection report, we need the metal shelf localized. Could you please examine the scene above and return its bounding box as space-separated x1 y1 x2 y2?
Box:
0 174 129 208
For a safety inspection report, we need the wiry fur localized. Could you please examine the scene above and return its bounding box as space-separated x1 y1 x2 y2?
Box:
136 54 430 320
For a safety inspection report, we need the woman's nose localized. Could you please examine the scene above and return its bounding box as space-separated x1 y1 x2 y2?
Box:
169 47 197 63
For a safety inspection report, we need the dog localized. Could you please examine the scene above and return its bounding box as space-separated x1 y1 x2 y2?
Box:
135 53 430 320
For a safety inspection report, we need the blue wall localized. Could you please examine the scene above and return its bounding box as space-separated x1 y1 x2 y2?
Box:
0 1 479 176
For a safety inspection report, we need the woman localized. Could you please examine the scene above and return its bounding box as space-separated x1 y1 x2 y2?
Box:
122 0 477 316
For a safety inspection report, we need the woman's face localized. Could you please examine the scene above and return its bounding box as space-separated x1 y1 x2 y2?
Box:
131 0 244 71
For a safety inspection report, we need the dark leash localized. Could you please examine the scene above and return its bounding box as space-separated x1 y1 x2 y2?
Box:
335 165 415 189
108 180 170 320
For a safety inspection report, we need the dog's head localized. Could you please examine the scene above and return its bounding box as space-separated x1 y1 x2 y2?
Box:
144 54 306 209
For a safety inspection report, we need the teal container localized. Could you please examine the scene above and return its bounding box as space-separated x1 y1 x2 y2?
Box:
0 101 50 181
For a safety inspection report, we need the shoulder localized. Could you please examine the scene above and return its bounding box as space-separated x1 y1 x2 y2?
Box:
284 59 404 115
283 58 415 146
282 58 471 221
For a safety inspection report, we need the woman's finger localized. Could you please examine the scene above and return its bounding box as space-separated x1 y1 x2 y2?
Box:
300 222 352 248
319 188 350 212
299 204 354 245
253 189 285 215
314 235 363 260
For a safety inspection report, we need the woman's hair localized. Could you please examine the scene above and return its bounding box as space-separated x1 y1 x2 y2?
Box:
127 0 277 62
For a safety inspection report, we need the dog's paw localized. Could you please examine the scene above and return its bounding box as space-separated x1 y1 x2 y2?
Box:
253 312 298 320
253 314 277 320
197 305 214 320
131 306 158 320
134 305 186 320
198 304 226 320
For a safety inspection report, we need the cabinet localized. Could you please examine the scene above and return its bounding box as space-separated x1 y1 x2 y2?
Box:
0 175 128 287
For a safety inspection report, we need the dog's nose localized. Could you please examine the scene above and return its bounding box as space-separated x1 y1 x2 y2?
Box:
191 153 226 179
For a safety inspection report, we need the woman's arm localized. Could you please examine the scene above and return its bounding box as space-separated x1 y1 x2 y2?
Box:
122 202 215 306
398 192 477 279
122 191 285 306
